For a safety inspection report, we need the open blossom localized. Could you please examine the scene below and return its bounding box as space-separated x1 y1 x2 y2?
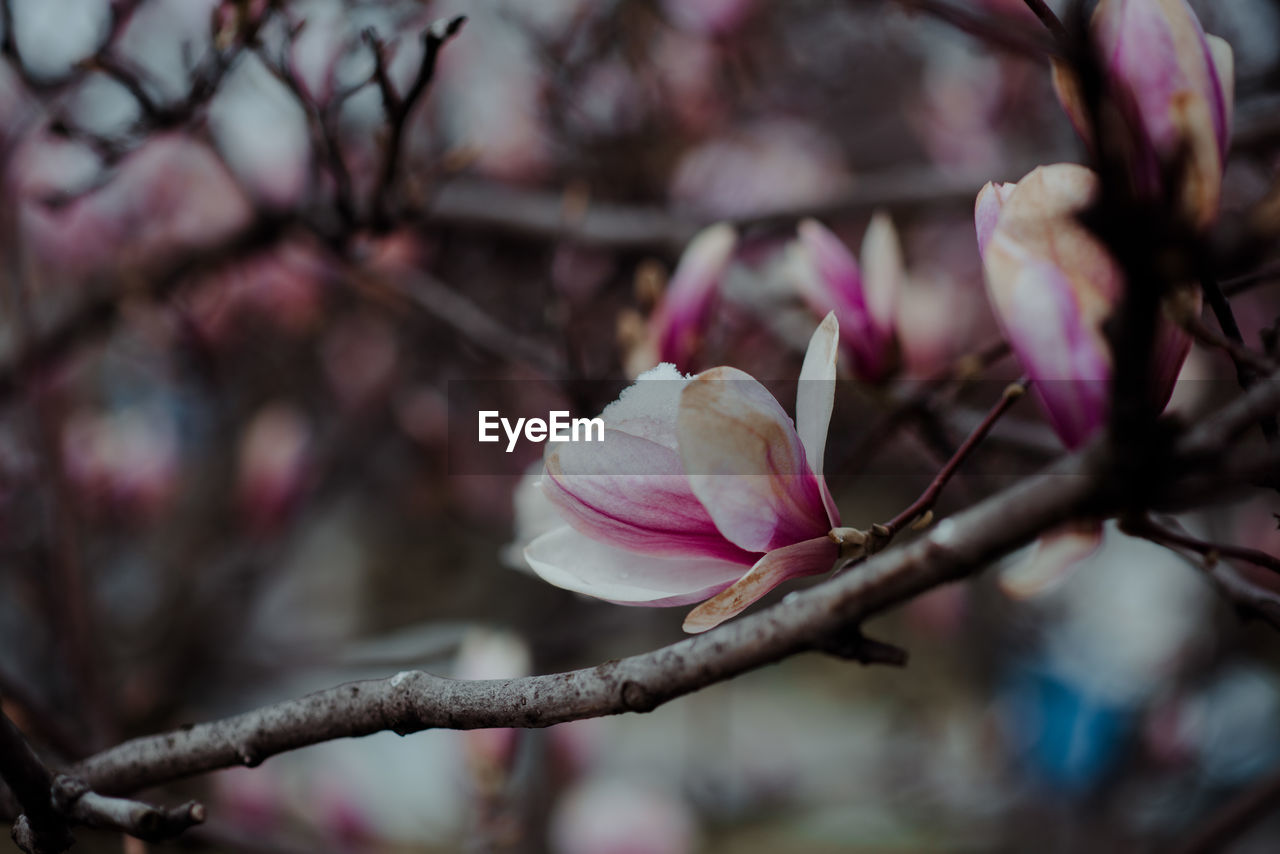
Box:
1051 0 1234 227
788 215 902 382
975 163 1193 449
526 313 843 633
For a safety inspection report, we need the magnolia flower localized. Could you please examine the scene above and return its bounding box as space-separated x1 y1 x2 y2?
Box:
1051 0 1234 228
975 163 1196 593
789 215 902 382
638 223 738 374
526 313 843 633
976 163 1195 448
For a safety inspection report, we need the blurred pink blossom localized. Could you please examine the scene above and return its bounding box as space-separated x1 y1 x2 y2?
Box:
454 630 532 787
62 405 179 521
640 223 738 374
19 134 253 277
788 214 901 382
670 120 847 218
549 778 697 854
236 403 312 534
526 313 843 633
660 0 755 37
975 163 1194 449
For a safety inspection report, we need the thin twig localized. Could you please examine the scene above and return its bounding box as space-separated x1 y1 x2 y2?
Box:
1019 0 1068 42
368 16 466 228
1222 262 1280 297
1183 314 1279 378
1123 515 1280 577
894 0 1058 58
880 378 1029 538
1201 272 1279 441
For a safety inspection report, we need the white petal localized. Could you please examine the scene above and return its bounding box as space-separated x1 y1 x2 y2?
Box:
524 526 747 607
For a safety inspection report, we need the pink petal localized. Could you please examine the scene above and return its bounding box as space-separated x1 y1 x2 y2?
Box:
544 429 757 563
974 181 1016 258
650 223 737 367
794 219 886 379
1005 260 1112 448
999 521 1103 599
678 367 831 553
796 311 841 528
525 525 746 607
682 535 839 632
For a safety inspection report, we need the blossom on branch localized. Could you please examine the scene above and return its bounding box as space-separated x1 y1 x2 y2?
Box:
1051 0 1234 228
788 215 902 383
975 163 1194 449
526 313 844 633
975 163 1197 595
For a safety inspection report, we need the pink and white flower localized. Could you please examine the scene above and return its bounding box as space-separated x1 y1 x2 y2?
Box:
975 163 1194 449
1051 0 1234 228
639 222 738 373
525 313 843 633
789 215 902 383
975 163 1197 594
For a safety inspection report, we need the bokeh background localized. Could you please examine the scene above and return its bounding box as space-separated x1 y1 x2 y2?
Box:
2 0 1280 851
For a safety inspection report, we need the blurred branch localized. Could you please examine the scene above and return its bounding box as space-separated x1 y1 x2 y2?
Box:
424 158 1056 251
0 213 295 411
1199 272 1280 442
894 0 1058 58
1122 515 1280 578
1221 261 1280 297
366 16 467 228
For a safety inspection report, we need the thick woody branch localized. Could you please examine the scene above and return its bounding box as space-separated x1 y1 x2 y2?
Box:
0 445 1103 806
0 371 1275 829
0 707 202 852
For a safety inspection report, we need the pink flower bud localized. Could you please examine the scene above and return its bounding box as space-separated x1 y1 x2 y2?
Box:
526 314 843 632
1051 0 1234 227
645 223 737 372
975 163 1194 449
790 216 900 382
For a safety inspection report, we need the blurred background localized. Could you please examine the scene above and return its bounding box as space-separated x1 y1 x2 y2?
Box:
1 0 1280 851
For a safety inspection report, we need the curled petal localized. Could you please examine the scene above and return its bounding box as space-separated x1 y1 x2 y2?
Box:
682 535 839 632
678 367 831 553
525 526 747 607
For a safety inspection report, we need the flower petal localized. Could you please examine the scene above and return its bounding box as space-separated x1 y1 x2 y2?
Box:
999 521 1103 599
974 181 1016 258
544 430 757 562
682 536 839 632
1005 260 1112 448
679 367 832 553
650 223 737 368
859 210 902 340
525 525 747 607
796 311 841 527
